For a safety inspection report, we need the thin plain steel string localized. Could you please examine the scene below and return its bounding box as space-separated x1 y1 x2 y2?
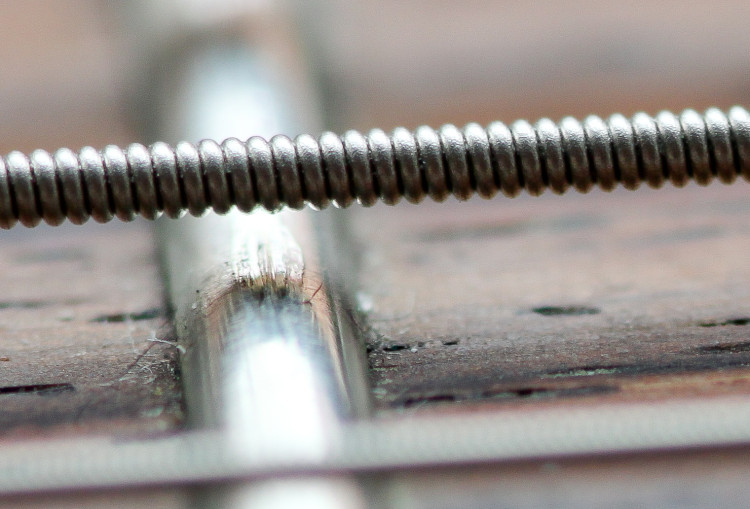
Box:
0 106 748 228
2 396 750 494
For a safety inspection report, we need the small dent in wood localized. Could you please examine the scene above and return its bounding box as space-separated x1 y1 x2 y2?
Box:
699 318 750 328
91 307 162 323
0 383 74 395
697 341 750 354
0 301 52 310
397 384 618 407
532 305 600 316
382 343 410 352
481 385 617 400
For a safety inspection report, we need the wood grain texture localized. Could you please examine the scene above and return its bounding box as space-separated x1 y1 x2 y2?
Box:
0 220 182 438
339 181 750 412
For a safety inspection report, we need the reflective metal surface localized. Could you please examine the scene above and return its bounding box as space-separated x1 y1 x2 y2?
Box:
0 107 748 228
148 7 369 507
